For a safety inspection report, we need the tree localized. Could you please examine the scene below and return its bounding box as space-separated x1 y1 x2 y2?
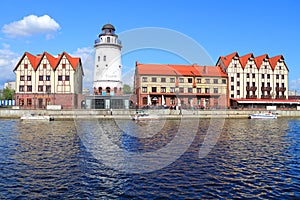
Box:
123 84 132 94
2 87 14 100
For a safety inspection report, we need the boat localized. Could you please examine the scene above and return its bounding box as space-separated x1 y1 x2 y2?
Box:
20 113 54 121
248 112 277 119
131 110 160 121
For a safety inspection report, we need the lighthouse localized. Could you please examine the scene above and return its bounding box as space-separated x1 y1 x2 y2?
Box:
93 23 122 96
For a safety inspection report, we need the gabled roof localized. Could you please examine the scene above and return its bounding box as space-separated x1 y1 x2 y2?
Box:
269 55 287 71
239 53 254 69
217 52 239 68
136 62 227 77
14 51 82 72
254 54 269 70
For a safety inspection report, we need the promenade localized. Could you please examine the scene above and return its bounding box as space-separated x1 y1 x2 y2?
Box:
1 108 300 120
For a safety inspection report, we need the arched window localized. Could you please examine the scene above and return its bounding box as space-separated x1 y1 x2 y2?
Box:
106 87 110 93
98 87 102 94
107 37 110 43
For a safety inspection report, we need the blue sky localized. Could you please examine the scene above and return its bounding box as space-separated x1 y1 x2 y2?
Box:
0 0 299 92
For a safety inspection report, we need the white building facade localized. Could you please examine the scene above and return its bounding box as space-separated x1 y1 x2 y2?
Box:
93 24 123 96
217 52 289 101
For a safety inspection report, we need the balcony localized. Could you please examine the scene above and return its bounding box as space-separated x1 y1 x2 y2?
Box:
276 87 286 92
246 95 257 99
261 95 272 99
246 86 257 91
261 87 272 91
276 95 287 99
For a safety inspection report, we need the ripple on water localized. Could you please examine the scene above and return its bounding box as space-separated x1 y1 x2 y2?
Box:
0 118 299 199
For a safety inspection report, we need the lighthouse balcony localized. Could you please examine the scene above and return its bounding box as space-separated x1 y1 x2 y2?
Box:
94 38 122 46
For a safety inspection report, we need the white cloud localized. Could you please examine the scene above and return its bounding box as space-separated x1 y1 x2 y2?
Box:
0 47 20 89
2 15 60 39
290 78 300 90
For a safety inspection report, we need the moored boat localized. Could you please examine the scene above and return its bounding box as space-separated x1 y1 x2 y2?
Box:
20 113 54 121
131 110 160 121
248 112 277 119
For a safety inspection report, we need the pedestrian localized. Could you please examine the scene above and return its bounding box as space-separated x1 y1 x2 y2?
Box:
110 108 113 115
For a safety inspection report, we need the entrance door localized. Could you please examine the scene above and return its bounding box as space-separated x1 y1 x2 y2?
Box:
38 98 43 109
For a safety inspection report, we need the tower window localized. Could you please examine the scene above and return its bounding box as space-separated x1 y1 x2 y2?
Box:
98 56 100 62
107 37 110 43
103 56 106 61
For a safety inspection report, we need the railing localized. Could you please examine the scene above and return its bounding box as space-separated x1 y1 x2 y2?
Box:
276 87 286 92
246 86 257 91
276 95 287 99
261 95 272 99
261 87 272 91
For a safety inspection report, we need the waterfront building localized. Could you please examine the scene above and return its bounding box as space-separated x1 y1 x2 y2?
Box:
216 52 293 108
4 81 16 90
85 23 130 109
93 23 123 96
134 62 228 109
14 52 84 109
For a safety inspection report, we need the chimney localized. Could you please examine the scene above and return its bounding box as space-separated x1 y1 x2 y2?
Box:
203 66 207 74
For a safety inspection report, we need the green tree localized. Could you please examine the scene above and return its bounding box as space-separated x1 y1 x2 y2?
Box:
2 87 14 100
123 84 132 94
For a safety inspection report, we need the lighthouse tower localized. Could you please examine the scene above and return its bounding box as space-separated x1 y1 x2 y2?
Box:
93 24 122 96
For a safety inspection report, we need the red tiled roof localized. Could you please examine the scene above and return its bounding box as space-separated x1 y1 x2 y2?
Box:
218 52 239 68
254 54 269 70
14 51 81 72
269 55 285 70
239 53 254 69
136 62 227 77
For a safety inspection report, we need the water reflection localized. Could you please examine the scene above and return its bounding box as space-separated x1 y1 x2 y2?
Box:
0 118 299 199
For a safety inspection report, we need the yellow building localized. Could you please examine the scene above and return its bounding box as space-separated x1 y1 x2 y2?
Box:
134 62 228 109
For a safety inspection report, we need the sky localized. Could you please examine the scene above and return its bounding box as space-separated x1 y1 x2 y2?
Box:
0 0 299 92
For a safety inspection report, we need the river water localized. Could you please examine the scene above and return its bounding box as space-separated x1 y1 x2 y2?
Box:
0 118 299 199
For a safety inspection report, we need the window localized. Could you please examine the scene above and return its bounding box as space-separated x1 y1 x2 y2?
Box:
179 87 184 93
237 81 240 86
38 85 43 92
188 88 193 93
170 97 175 105
170 87 175 93
237 90 240 95
152 87 157 93
247 73 250 78
237 73 240 78
170 78 175 83
161 77 166 82
46 75 50 81
20 76 25 81
252 74 255 78
43 64 47 69
19 85 24 92
213 79 218 84
267 74 270 79
107 37 110 43
222 79 226 84
161 87 166 93
282 75 284 79
276 74 279 79
24 64 28 69
27 76 31 81
98 56 100 62
231 86 234 91
197 78 201 83
197 88 201 93
231 94 234 98
65 75 70 81
62 64 66 68
46 85 51 92
231 77 234 82
205 88 210 93
179 78 184 83
103 55 106 61
58 75 62 81
27 85 32 92
188 78 193 83
205 79 210 83
142 87 147 93
27 98 32 106
152 77 157 82
214 88 218 93
262 74 265 79
39 76 43 81
142 77 148 82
